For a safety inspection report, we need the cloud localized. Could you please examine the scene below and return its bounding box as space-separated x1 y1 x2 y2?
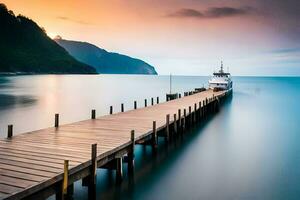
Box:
271 48 300 54
56 16 91 25
167 6 253 19
167 8 204 18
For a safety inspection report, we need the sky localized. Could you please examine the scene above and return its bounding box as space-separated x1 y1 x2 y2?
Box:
2 0 300 75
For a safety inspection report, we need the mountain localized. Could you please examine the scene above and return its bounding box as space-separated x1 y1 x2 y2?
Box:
55 38 157 75
0 4 96 74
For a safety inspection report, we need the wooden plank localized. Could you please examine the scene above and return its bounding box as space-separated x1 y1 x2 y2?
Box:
0 175 37 188
0 183 22 195
0 170 46 182
0 163 57 178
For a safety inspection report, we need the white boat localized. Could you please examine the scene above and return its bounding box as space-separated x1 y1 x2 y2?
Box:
209 62 232 91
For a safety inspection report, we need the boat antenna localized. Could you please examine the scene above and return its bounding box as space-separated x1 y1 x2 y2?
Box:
221 61 223 73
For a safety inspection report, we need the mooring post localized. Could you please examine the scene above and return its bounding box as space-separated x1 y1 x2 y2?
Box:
134 101 137 109
62 160 69 199
91 144 97 185
7 125 13 138
151 97 154 105
178 109 182 134
157 96 159 104
174 113 177 134
203 100 205 117
110 106 113 115
152 121 158 153
199 102 202 121
91 109 96 119
121 103 124 112
116 157 123 184
55 114 59 128
145 99 147 107
166 114 170 142
183 109 187 132
128 130 135 175
206 98 208 115
194 103 197 123
189 106 192 127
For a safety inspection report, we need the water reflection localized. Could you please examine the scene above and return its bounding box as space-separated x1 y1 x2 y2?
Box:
0 94 36 109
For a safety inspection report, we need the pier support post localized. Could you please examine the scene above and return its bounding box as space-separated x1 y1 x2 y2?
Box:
166 114 170 142
128 130 135 175
121 103 124 112
62 160 69 199
194 103 197 123
215 97 220 112
152 121 158 153
173 113 177 135
91 144 97 185
55 114 59 128
183 109 187 132
110 106 113 115
189 106 192 127
203 100 205 117
91 109 96 119
7 125 13 138
178 109 182 134
116 157 123 184
205 98 208 115
134 101 137 109
198 102 202 122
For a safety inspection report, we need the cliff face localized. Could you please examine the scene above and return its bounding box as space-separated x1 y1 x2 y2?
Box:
0 4 97 74
55 39 158 75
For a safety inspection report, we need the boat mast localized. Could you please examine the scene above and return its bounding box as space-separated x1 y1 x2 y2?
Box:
220 61 224 73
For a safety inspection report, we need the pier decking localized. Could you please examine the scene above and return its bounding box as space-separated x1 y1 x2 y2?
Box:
0 89 230 200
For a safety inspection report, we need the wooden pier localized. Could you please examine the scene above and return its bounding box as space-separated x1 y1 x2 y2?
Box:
0 89 231 200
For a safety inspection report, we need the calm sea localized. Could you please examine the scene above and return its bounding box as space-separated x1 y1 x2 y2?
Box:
0 75 300 200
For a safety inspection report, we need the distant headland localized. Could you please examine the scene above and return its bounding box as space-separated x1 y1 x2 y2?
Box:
0 4 157 75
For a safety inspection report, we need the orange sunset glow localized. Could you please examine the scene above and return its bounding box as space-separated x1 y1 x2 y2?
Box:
2 0 300 75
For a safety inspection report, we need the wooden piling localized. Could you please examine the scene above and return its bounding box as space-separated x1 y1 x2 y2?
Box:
178 109 182 133
199 102 202 121
194 103 197 123
203 100 205 117
189 106 192 127
7 124 13 138
134 101 137 109
174 113 177 134
152 121 158 151
55 114 59 128
183 109 187 131
179 93 181 98
110 106 113 114
116 157 123 184
128 130 135 175
145 99 147 107
91 109 96 119
157 97 159 104
166 114 170 141
121 103 124 112
151 97 154 105
62 160 69 197
91 144 97 185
